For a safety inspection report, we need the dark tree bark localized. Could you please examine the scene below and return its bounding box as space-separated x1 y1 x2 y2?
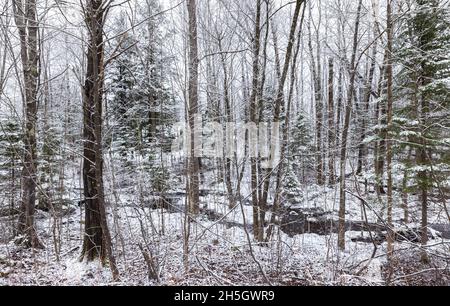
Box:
80 0 119 281
327 58 335 185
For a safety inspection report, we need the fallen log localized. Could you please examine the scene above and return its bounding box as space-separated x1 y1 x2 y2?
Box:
280 207 446 243
280 208 384 236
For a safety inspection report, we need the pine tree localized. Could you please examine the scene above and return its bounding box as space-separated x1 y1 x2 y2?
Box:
394 0 450 261
107 5 175 158
37 115 61 211
282 163 303 204
106 3 176 209
289 114 315 183
0 119 23 219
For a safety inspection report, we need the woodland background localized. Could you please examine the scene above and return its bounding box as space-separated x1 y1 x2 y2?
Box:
0 0 449 285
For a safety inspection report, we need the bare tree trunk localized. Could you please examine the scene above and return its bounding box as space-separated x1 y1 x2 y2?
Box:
356 40 377 175
145 5 157 142
38 47 52 212
271 21 282 82
256 1 272 232
375 51 388 195
386 0 394 257
337 0 363 251
307 9 324 185
418 71 430 265
249 0 262 237
13 0 43 249
187 0 200 215
335 66 343 145
373 49 388 197
266 1 305 241
327 58 335 185
80 0 119 281
217 38 234 209
259 0 304 241
401 148 412 223
419 155 428 263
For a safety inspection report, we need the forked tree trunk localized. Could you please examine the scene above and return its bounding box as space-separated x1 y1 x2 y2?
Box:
266 1 305 241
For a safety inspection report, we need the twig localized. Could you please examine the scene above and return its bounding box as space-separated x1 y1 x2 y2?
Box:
195 255 234 286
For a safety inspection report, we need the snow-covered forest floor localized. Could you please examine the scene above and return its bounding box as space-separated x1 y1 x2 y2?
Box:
1 162 449 286
1 0 449 287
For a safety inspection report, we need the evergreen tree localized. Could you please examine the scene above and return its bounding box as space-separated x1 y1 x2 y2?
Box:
106 3 177 198
281 113 316 206
394 0 450 258
37 120 61 211
107 4 176 157
282 163 303 204
0 119 23 215
289 114 315 183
